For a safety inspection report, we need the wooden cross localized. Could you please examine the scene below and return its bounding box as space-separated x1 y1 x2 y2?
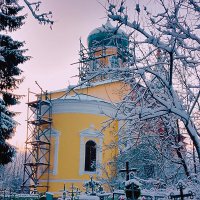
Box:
169 182 195 200
119 162 138 181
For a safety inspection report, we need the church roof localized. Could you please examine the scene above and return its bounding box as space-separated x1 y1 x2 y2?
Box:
88 20 126 37
66 94 108 102
87 20 129 48
52 93 111 104
49 79 121 95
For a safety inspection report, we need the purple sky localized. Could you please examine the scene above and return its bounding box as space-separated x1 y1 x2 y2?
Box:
10 0 109 148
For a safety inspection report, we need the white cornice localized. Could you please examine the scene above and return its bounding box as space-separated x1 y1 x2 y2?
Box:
51 99 116 116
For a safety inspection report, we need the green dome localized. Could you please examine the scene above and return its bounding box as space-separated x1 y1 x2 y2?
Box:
87 20 129 49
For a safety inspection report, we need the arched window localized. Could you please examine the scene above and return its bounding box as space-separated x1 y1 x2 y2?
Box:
85 140 96 171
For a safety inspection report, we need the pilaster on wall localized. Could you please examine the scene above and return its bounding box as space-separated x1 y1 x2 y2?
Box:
51 129 60 176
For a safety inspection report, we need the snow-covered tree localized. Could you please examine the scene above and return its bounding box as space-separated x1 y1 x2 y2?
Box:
0 99 16 164
25 1 53 24
0 151 24 192
117 119 188 185
0 0 28 165
75 0 200 185
0 0 53 165
105 0 200 164
116 70 190 181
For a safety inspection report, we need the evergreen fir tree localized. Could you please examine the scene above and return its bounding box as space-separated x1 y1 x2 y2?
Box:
0 0 29 165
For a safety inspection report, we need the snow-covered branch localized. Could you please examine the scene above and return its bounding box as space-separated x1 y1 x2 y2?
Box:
106 0 200 162
23 0 53 26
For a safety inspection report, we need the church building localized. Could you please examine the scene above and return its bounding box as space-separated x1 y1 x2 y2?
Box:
23 20 130 195
22 20 186 195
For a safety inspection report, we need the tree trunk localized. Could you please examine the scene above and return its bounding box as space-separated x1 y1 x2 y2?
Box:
184 119 200 163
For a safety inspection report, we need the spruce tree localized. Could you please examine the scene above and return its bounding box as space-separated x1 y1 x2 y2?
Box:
0 0 29 165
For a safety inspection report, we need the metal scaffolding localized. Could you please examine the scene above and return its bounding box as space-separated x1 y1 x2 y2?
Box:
22 88 52 193
76 36 132 83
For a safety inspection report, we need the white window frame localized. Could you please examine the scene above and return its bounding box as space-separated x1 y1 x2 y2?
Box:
79 126 104 175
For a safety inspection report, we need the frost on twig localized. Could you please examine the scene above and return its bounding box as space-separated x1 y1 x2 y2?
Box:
23 0 53 27
105 0 200 162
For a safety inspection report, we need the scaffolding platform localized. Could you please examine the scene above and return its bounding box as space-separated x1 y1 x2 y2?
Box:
28 119 52 126
76 37 132 83
26 140 50 146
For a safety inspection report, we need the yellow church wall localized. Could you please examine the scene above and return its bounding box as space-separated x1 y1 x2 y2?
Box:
36 80 129 195
39 112 118 194
74 81 129 103
94 47 117 66
36 48 129 195
47 78 129 104
30 21 133 196
102 120 118 177
44 91 66 100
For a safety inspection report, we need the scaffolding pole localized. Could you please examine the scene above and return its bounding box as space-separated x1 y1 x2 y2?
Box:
21 88 52 193
75 37 131 83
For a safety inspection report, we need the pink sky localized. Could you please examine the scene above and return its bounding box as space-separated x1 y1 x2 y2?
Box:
9 0 108 148
9 0 148 149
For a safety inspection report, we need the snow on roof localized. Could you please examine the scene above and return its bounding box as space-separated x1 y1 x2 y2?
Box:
97 193 112 197
49 79 121 95
141 189 168 197
52 93 111 104
113 190 125 194
78 79 121 89
48 87 67 94
125 179 142 187
78 195 100 200
65 94 105 102
88 20 127 37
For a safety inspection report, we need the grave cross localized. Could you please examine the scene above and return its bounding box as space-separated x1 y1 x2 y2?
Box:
89 176 96 195
62 184 67 200
169 182 195 200
119 162 137 181
68 183 80 200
